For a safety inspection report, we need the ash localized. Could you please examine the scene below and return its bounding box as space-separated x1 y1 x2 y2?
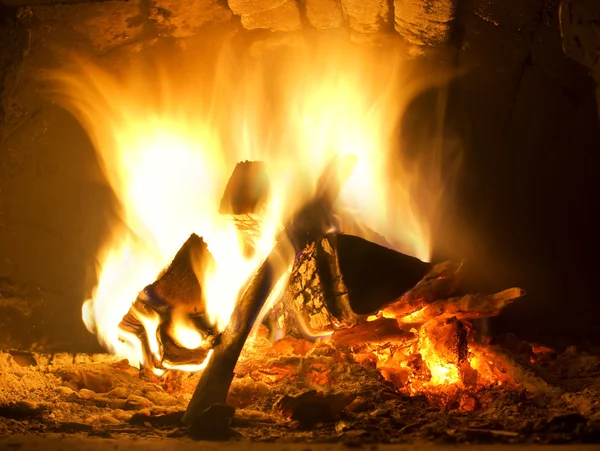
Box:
1 334 599 444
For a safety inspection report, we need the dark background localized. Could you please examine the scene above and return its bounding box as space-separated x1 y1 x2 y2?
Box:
408 0 600 347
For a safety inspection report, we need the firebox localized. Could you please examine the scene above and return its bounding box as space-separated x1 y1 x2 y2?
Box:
0 0 599 447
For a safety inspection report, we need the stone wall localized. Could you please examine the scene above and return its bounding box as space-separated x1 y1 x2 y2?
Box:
0 0 598 350
0 0 461 47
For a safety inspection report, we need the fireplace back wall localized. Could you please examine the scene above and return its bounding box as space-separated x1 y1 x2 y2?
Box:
0 0 598 352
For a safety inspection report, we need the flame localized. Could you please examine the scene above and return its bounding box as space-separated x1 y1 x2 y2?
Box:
417 334 461 386
169 311 204 350
49 34 455 371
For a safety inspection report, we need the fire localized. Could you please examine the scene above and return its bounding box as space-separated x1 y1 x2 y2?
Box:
49 35 453 372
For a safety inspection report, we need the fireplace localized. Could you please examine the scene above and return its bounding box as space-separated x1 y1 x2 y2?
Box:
1 0 599 446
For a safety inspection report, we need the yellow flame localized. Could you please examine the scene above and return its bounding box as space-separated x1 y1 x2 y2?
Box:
49 34 453 371
163 350 213 373
169 311 204 350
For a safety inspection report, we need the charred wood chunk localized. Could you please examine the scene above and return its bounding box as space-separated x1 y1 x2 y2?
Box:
151 233 214 317
274 390 356 428
315 234 356 326
334 233 432 315
383 260 465 318
219 161 269 215
157 323 213 367
219 161 270 258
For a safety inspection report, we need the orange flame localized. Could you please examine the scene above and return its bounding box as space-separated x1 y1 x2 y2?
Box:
50 35 456 371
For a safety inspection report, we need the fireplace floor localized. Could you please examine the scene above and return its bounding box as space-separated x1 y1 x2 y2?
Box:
1 437 600 451
0 437 599 451
1 334 599 445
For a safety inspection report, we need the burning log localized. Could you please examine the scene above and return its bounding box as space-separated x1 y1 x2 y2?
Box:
219 161 270 259
397 288 526 325
118 233 218 370
381 260 465 318
182 154 358 428
219 161 269 216
271 233 432 337
330 318 415 348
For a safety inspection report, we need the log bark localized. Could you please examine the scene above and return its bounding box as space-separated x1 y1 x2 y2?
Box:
182 154 357 428
397 287 526 324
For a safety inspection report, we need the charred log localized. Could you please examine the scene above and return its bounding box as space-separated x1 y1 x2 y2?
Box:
335 234 432 315
382 260 465 318
269 242 335 338
397 287 526 324
219 161 269 216
157 323 213 368
270 233 431 337
219 161 270 259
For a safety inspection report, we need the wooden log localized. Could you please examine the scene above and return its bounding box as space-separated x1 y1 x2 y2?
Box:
330 318 416 348
219 161 269 215
269 233 431 337
219 161 270 259
117 234 218 370
335 234 432 315
151 233 215 319
268 242 335 338
382 260 465 318
315 233 358 327
182 154 357 428
397 287 526 325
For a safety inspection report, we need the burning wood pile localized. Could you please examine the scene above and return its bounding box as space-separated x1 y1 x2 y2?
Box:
20 41 597 443
98 155 530 434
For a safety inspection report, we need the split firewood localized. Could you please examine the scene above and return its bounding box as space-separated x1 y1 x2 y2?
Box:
219 161 270 259
117 234 218 369
314 233 357 327
397 288 526 325
330 318 415 349
269 233 431 337
334 234 432 314
182 154 358 428
268 242 335 338
382 260 465 318
219 161 269 216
